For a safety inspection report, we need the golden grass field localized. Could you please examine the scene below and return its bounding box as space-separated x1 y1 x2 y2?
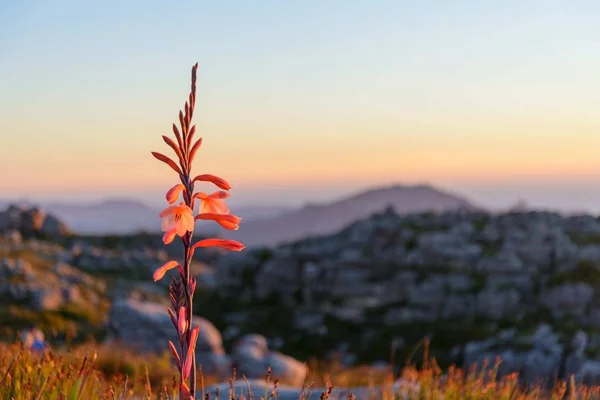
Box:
2 341 600 400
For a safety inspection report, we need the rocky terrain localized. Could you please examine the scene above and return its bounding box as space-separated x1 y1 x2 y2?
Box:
0 204 72 237
212 207 600 386
5 203 600 388
227 184 478 247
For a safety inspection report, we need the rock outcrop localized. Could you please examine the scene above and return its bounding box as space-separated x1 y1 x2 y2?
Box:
208 209 600 385
231 334 308 386
106 300 309 385
107 299 230 375
0 205 72 237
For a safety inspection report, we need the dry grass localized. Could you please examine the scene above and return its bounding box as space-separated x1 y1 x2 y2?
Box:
3 341 600 399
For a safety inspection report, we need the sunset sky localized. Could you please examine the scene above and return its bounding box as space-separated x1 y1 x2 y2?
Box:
1 1 600 211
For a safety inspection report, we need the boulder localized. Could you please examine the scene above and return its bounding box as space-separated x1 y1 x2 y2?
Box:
107 299 229 375
40 214 72 236
232 334 308 387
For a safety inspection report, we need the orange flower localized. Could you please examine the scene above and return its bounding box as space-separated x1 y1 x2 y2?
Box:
153 260 180 281
166 184 186 204
160 203 195 244
191 238 245 252
192 174 231 190
194 191 230 214
195 213 241 230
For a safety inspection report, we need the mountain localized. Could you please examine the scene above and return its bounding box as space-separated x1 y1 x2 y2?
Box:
0 184 475 236
0 199 293 235
226 184 480 247
42 199 160 234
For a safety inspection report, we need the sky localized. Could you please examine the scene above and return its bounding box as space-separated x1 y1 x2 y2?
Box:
1 1 600 212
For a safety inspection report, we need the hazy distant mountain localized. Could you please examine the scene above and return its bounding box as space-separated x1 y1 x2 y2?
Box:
43 199 160 234
0 184 475 236
0 199 292 235
226 184 480 247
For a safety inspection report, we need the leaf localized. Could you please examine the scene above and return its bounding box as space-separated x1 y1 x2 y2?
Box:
151 152 182 174
188 137 203 164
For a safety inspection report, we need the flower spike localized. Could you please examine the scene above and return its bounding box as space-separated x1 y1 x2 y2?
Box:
151 63 243 398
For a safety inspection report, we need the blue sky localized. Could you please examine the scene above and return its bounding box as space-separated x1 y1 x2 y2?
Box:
1 1 600 211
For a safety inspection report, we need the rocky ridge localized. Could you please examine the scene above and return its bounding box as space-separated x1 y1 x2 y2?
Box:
5 204 600 387
210 207 600 386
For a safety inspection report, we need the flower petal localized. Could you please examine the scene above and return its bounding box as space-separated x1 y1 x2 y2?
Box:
195 213 241 230
162 228 177 244
208 191 230 200
192 174 231 190
219 219 240 230
161 215 175 232
181 212 195 232
153 260 179 281
166 184 186 204
175 222 188 237
191 239 245 252
199 198 229 215
160 205 177 218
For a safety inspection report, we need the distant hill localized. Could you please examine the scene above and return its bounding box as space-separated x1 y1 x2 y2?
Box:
0 199 292 235
0 185 477 237
226 184 480 247
42 199 160 234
